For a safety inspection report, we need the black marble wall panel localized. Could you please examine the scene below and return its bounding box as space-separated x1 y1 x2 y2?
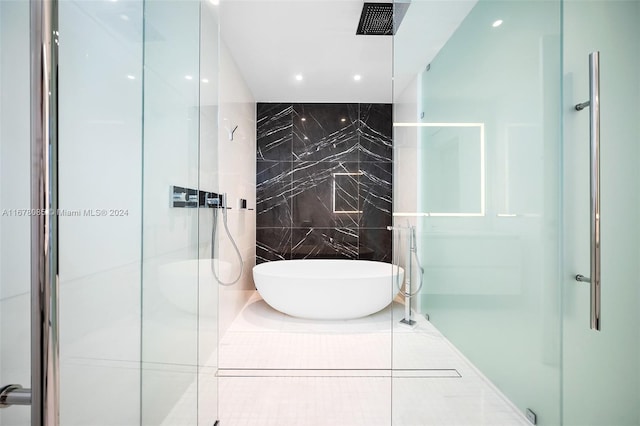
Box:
256 103 392 263
292 161 360 228
256 228 291 263
359 103 393 162
257 103 292 161
293 104 359 162
256 161 292 228
359 162 392 228
291 228 359 260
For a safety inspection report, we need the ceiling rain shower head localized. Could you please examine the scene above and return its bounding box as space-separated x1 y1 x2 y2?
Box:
356 2 410 36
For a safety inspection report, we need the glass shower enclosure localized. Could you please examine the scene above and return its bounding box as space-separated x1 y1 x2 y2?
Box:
392 0 563 423
1 0 219 425
392 0 639 425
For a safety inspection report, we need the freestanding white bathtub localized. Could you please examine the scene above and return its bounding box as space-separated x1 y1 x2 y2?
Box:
252 259 403 320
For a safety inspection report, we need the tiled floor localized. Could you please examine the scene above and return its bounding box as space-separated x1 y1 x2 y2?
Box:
215 292 530 426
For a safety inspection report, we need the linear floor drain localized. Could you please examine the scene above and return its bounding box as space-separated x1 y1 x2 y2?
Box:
218 368 461 378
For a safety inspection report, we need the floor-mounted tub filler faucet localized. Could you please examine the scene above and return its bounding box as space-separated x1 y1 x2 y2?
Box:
387 224 425 327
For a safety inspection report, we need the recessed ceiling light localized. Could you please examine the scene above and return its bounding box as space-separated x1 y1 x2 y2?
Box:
492 19 503 27
341 118 346 122
353 74 362 81
201 78 209 83
295 74 303 81
185 75 193 80
127 75 135 80
301 117 306 121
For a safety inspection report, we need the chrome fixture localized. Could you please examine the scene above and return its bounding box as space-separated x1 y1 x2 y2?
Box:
0 385 31 408
211 193 244 286
1 1 60 424
574 51 601 331
206 194 222 208
171 185 199 208
228 124 239 141
388 224 424 327
238 198 253 210
171 186 229 208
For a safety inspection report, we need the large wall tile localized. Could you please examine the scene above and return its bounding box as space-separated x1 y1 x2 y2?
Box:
293 103 359 162
360 162 392 228
257 161 292 228
257 103 293 161
256 228 291 264
291 161 360 228
359 228 392 262
291 228 358 259
359 103 392 162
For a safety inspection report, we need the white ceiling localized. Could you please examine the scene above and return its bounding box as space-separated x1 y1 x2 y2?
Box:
220 0 477 103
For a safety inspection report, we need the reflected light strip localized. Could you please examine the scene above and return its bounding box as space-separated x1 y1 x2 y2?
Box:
333 172 363 214
393 212 484 217
393 122 484 127
393 122 486 217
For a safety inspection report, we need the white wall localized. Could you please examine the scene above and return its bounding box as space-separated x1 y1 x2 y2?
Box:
58 1 143 424
393 76 420 215
392 75 420 312
0 1 31 425
216 38 257 338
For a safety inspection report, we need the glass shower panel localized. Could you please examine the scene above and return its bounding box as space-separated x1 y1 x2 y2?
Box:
141 0 206 425
563 1 640 424
197 2 219 424
57 0 144 424
0 1 31 425
421 125 484 215
392 0 562 424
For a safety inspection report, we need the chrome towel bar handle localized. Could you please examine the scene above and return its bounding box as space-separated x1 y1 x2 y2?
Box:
574 51 601 332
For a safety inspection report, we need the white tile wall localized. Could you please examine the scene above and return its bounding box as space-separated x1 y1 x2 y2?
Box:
217 37 257 338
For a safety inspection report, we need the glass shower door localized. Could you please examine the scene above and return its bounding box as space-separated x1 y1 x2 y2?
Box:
392 0 563 424
0 1 32 425
562 1 640 424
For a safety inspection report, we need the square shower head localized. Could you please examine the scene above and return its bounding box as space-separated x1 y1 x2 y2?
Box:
356 2 410 36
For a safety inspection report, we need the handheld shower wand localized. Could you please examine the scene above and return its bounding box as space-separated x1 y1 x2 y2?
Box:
210 193 244 286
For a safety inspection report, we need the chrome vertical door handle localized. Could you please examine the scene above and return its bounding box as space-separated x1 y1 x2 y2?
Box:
0 385 31 408
574 51 601 331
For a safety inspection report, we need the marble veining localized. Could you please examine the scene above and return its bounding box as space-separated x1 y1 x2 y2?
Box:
359 103 393 163
257 103 392 262
293 103 359 163
256 161 293 228
291 228 359 260
256 228 291 263
257 104 293 161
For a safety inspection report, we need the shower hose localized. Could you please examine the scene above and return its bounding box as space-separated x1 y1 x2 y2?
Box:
393 226 425 297
211 207 244 286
